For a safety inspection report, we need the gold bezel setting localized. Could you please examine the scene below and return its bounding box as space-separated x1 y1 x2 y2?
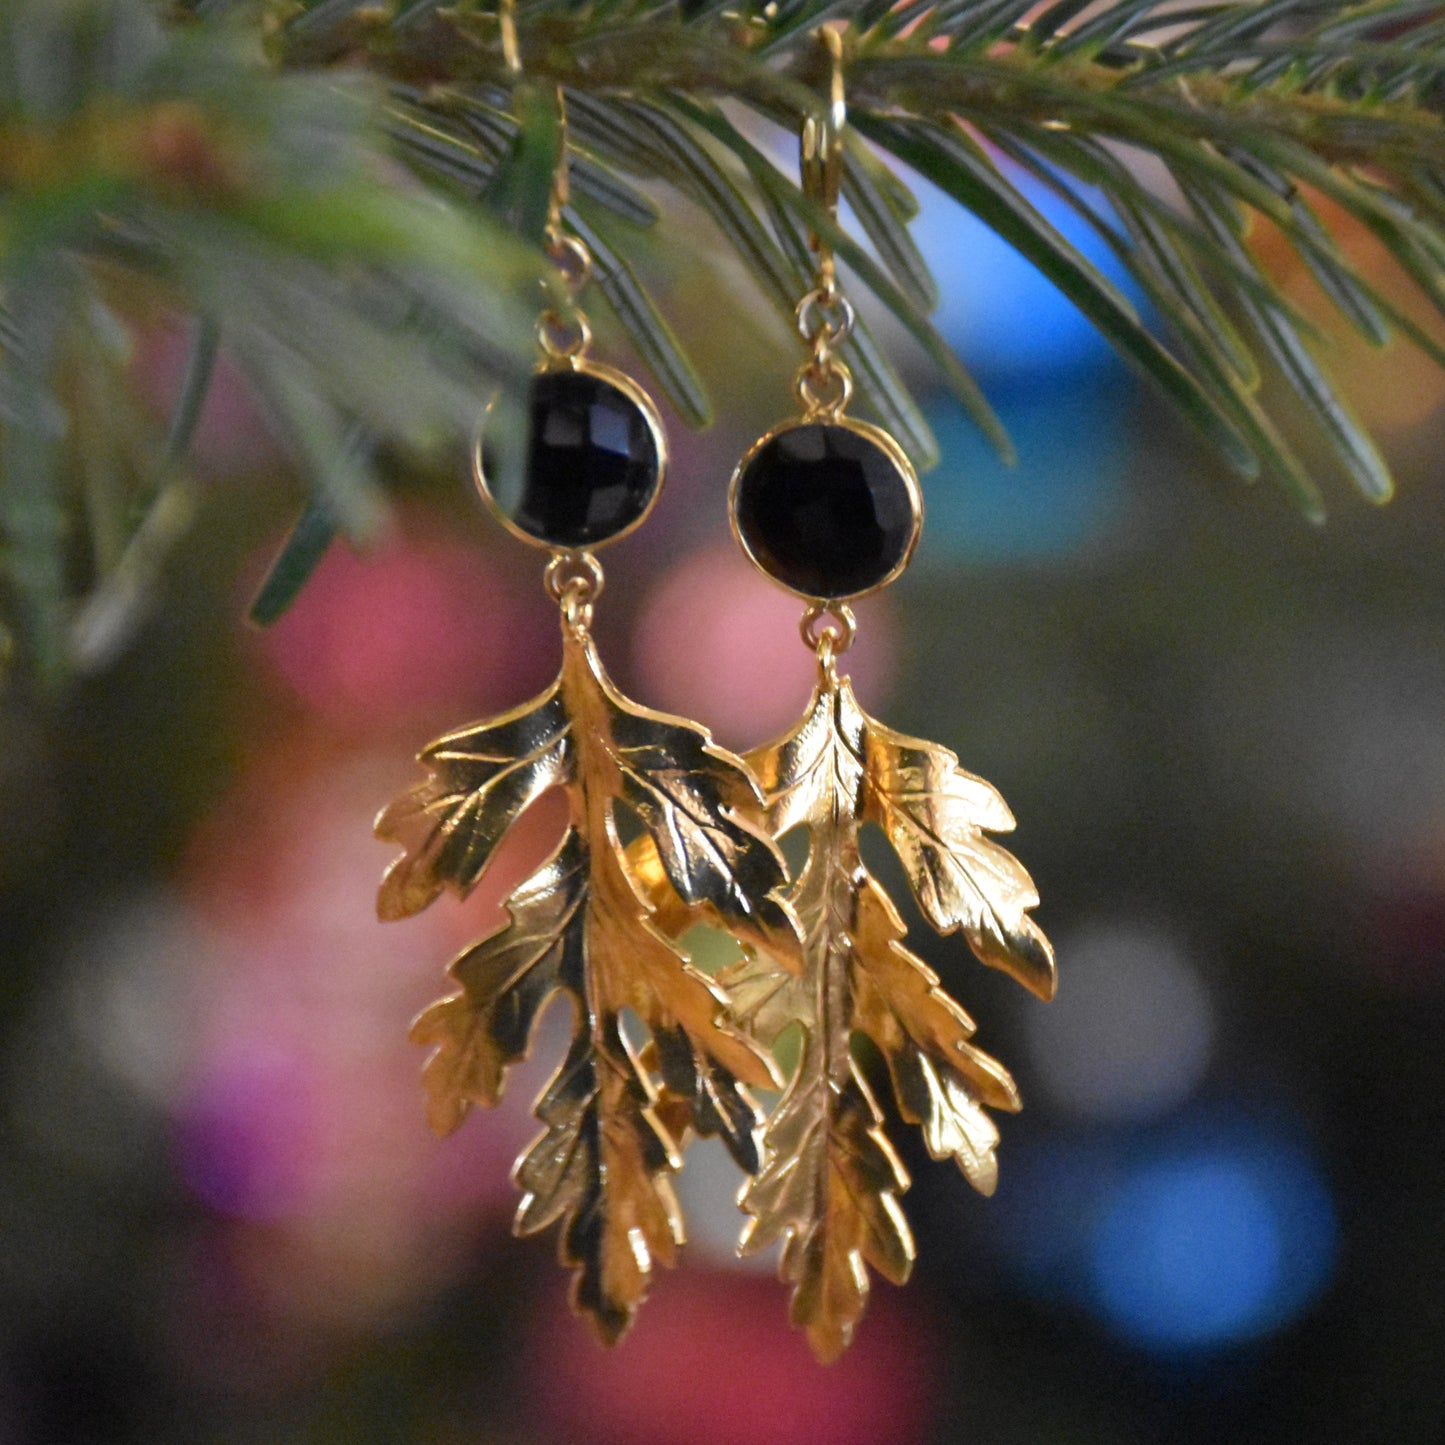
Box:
473 354 669 553
727 412 923 604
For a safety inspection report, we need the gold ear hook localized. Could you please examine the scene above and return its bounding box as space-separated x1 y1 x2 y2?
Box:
547 82 570 244
499 0 521 75
797 25 850 350
496 0 578 283
800 26 846 236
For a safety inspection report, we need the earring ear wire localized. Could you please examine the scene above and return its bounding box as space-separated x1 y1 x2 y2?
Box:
801 25 845 239
498 0 521 76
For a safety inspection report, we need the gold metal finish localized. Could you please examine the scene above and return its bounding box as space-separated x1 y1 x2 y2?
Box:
799 602 855 654
798 27 849 373
715 24 1054 1363
543 548 604 605
536 307 593 361
471 354 669 553
726 412 922 605
721 643 1055 1362
498 0 520 75
794 288 855 349
379 596 804 1342
800 26 846 253
546 230 592 291
381 47 811 1342
792 359 853 418
728 23 923 606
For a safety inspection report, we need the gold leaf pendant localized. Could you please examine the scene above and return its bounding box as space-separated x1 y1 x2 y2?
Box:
723 643 1056 1361
378 603 801 1341
374 69 815 1345
712 26 1058 1358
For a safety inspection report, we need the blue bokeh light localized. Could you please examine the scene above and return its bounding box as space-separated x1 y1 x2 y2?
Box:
1089 1133 1339 1354
902 155 1140 563
1094 1158 1273 1347
908 164 1134 379
919 382 1131 563
988 1113 1339 1358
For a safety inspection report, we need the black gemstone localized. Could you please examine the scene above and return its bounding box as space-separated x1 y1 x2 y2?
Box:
732 422 917 599
484 369 661 548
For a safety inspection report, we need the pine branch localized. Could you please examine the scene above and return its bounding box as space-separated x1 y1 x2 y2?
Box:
3 0 1445 678
0 0 543 680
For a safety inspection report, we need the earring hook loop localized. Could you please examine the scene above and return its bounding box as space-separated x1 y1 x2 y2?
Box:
801 27 846 234
499 0 521 76
496 2 590 308
546 82 571 245
795 26 852 406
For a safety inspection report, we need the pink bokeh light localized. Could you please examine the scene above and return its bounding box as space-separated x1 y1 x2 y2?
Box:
633 543 897 751
134 324 277 475
170 740 569 1345
255 522 554 733
525 1269 940 1445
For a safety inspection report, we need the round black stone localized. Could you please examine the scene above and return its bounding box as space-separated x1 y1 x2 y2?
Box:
732 421 917 599
483 369 661 548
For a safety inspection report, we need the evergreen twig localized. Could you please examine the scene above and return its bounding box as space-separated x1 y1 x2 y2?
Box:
3 0 1445 676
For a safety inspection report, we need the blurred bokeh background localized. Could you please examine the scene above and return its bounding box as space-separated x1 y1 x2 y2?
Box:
2 161 1444 1445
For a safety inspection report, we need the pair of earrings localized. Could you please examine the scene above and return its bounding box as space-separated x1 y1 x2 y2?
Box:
376 29 1054 1364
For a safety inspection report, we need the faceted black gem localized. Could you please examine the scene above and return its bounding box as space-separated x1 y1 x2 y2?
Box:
484 369 661 548
732 422 917 599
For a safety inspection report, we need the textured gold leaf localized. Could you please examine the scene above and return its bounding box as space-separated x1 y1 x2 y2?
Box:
716 947 809 1046
621 833 787 1170
515 1030 683 1345
408 831 586 1135
850 879 1007 1091
740 1051 912 1364
376 688 570 920
858 691 1057 1001
735 657 1051 1360
575 643 803 972
914 1053 1004 1196
588 839 776 1092
382 614 800 1340
649 1026 765 1172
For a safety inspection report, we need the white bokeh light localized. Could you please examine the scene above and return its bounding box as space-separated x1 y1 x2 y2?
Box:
1025 917 1215 1122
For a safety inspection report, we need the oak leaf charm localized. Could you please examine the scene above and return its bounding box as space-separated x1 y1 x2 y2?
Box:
724 654 1054 1362
378 615 801 1342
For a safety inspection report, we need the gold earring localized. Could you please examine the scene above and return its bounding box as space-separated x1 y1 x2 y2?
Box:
375 12 800 1344
720 26 1057 1364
